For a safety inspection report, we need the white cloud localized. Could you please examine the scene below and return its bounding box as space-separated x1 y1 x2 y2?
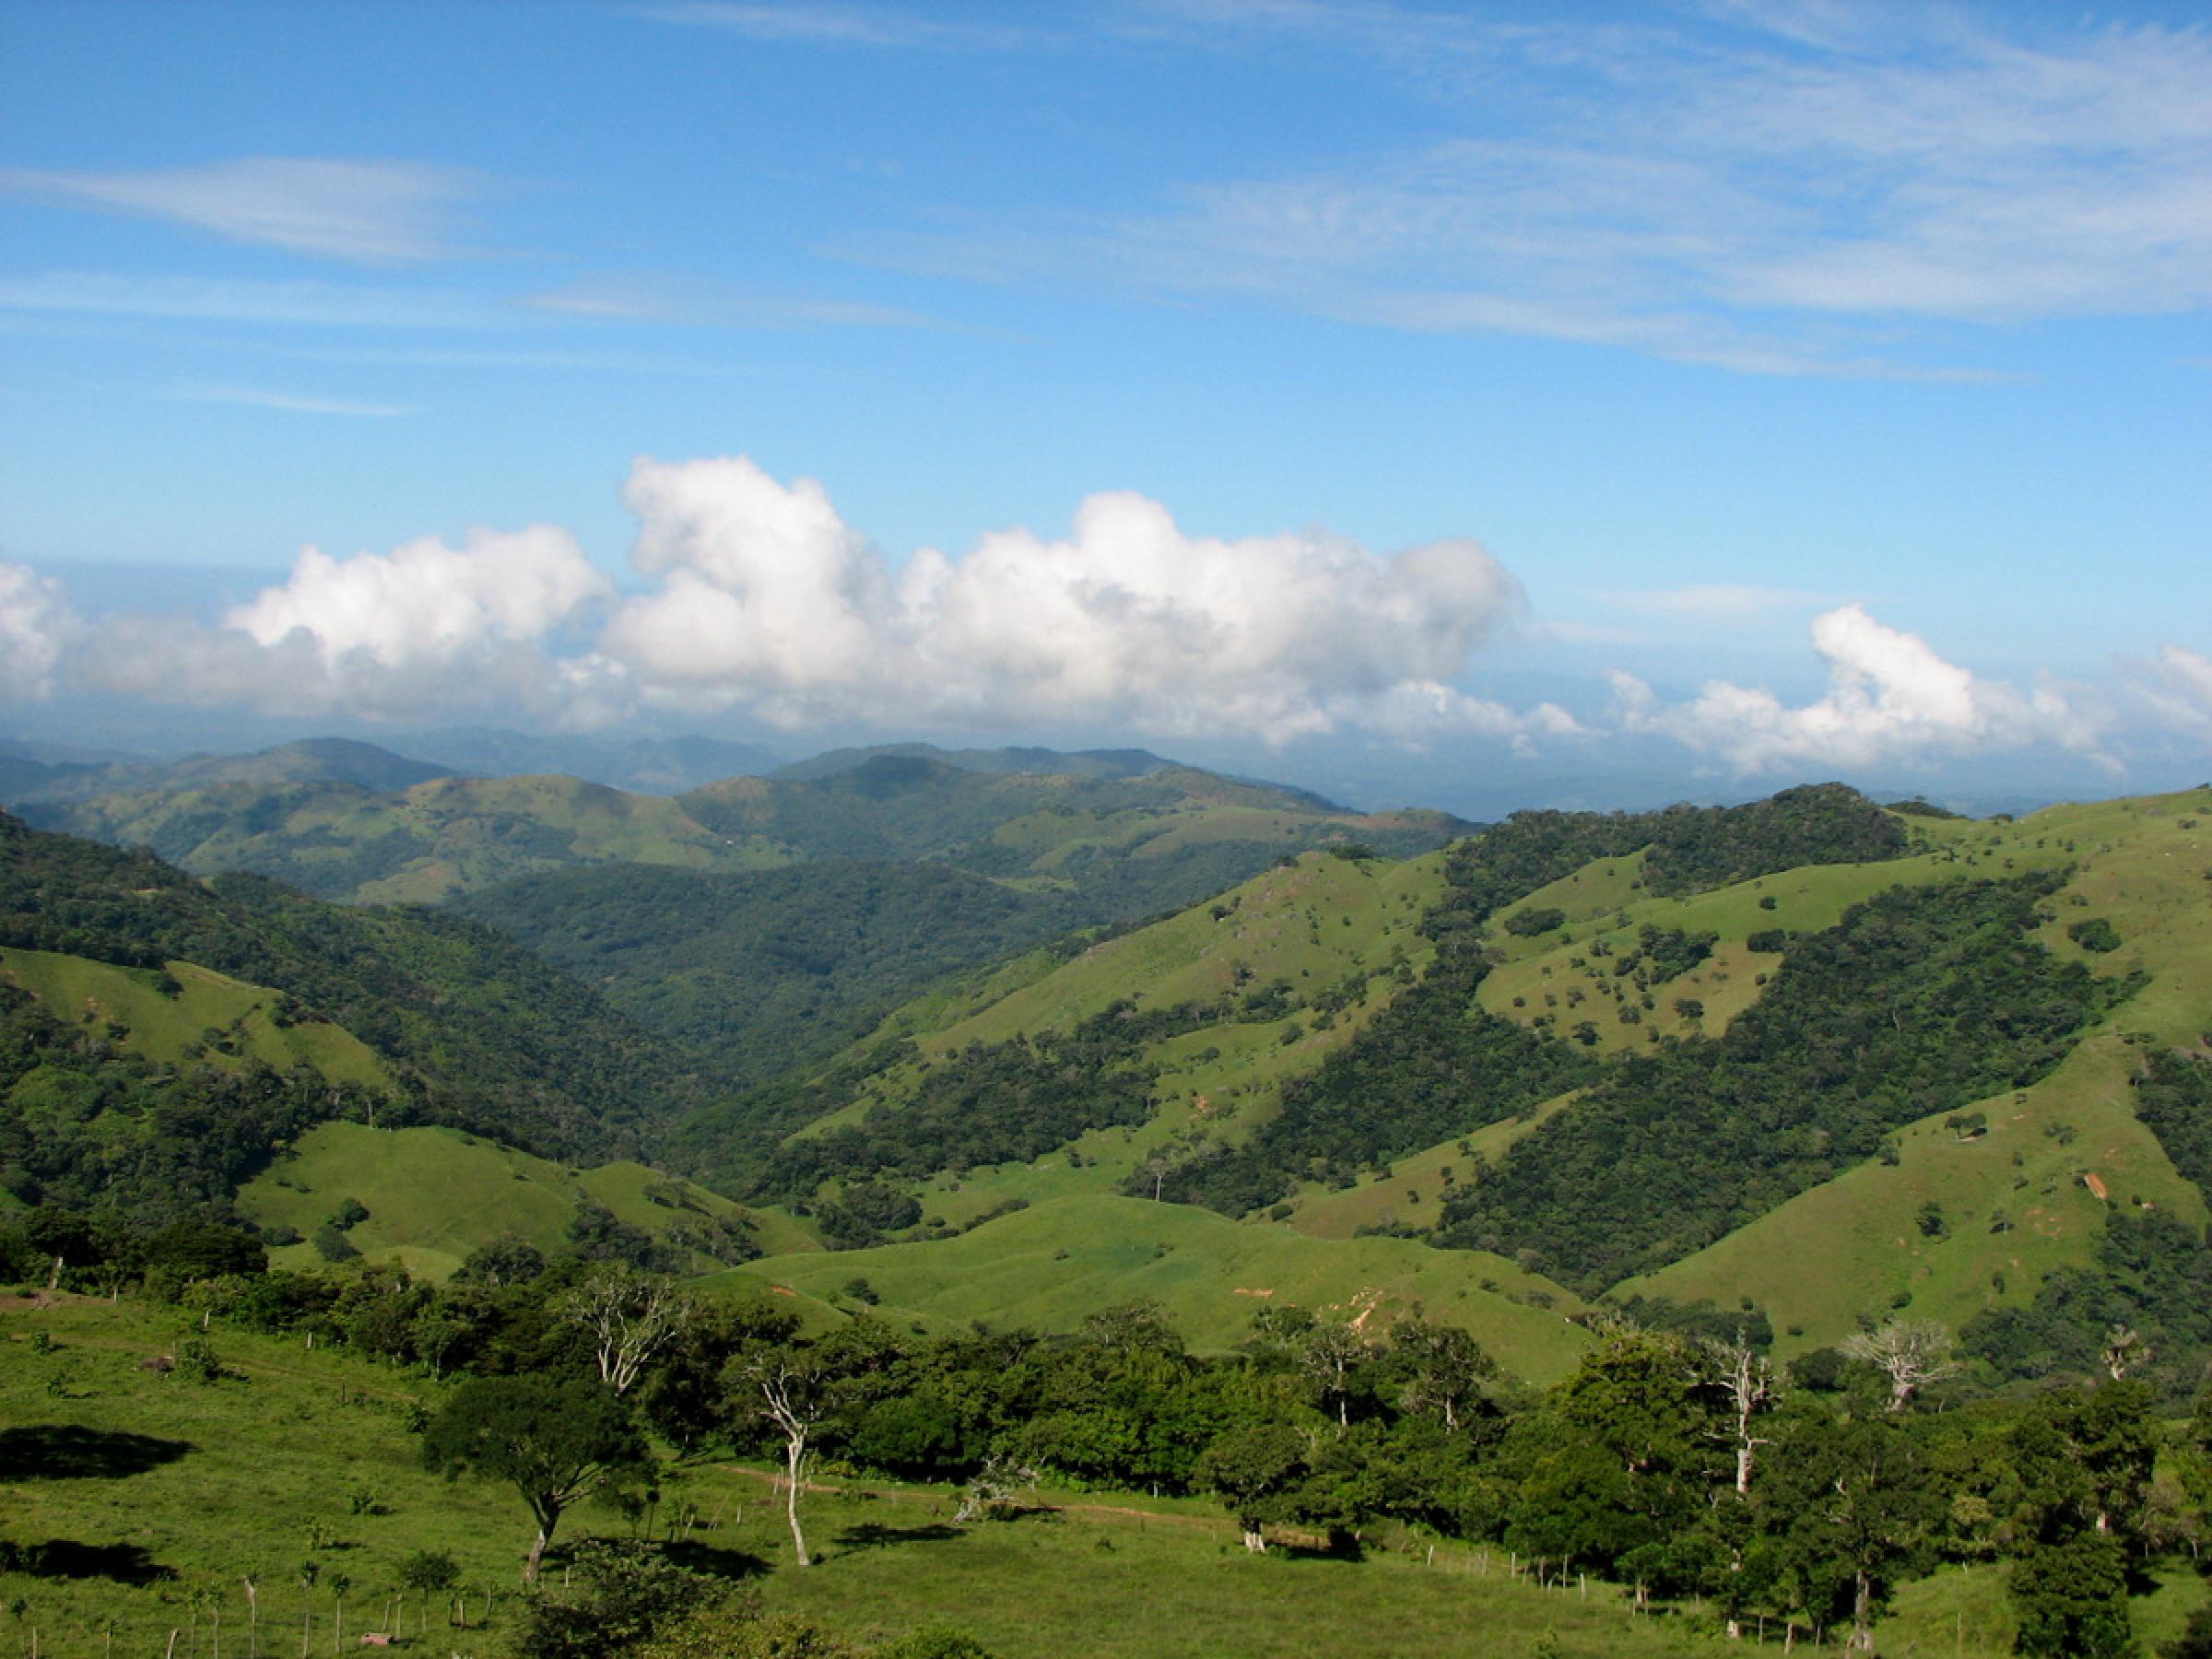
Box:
601 456 1535 741
857 8 2212 371
228 527 611 670
0 159 485 263
74 527 613 721
0 562 76 700
0 273 498 330
169 384 422 418
32 458 1552 743
2136 643 2212 731
1611 603 2109 772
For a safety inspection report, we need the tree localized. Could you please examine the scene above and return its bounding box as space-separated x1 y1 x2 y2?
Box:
1196 1424 1308 1552
1389 1316 1496 1434
559 1264 694 1396
729 1345 838 1568
1841 1319 1958 1412
2009 1532 2134 1657
1294 1319 1376 1430
1702 1331 1779 1498
1768 1414 1937 1653
394 1551 457 1637
421 1376 650 1583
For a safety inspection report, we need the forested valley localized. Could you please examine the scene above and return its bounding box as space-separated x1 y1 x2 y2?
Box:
4 758 2211 1655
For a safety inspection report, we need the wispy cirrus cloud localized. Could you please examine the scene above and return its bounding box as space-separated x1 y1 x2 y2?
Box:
167 384 423 418
627 3 1030 51
0 272 502 330
523 273 944 330
850 6 2212 373
0 158 488 264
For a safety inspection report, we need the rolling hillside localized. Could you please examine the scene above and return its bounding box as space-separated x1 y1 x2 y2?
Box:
0 810 724 1217
23 743 1467 909
690 782 2212 1386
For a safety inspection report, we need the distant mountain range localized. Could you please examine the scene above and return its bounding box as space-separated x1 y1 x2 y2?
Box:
11 737 1465 909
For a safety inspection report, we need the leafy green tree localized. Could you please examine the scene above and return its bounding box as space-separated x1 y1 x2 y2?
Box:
1766 1414 1938 1653
508 1539 715 1659
1503 1329 1716 1583
1387 1316 1496 1433
421 1376 650 1583
2009 1532 2134 1657
1196 1424 1308 1552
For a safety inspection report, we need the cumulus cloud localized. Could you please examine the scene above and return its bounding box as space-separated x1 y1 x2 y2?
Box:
0 562 76 700
2136 643 2212 731
26 457 1554 744
601 455 1535 741
75 527 612 720
1611 603 2108 773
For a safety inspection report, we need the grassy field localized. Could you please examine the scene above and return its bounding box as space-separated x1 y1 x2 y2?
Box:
710 1194 1592 1385
0 947 393 1089
7 1295 2200 1658
0 1294 1677 1658
236 1123 809 1282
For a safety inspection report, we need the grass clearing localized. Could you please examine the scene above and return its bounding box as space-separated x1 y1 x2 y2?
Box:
711 1194 1590 1384
238 1123 793 1281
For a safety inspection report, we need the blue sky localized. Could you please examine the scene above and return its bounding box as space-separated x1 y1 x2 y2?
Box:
1 1 2207 814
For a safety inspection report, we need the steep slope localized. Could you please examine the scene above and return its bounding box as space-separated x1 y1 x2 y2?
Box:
0 812 719 1181
454 860 1090 1088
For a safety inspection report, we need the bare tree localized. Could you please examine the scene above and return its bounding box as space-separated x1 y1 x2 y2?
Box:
1295 1320 1375 1430
2101 1324 2151 1382
953 1452 1041 1524
733 1347 834 1568
559 1265 692 1397
1701 1330 1779 1643
1702 1330 1778 1495
1842 1319 1958 1412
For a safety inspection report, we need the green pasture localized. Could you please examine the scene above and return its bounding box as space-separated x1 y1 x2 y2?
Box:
0 947 391 1089
237 1123 802 1281
711 1194 1591 1385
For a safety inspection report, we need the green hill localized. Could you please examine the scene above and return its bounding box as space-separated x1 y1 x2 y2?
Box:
235 1121 798 1280
0 811 722 1211
709 1193 1591 1384
685 782 2212 1390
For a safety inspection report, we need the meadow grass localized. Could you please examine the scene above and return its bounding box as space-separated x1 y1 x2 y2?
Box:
0 1296 1674 1659
0 949 392 1089
4 1292 2201 1659
710 1194 1590 1383
237 1123 790 1282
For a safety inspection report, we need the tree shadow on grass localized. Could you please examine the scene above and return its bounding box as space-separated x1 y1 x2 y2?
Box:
0 1539 176 1586
0 1425 194 1480
657 1539 772 1581
831 1522 964 1551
